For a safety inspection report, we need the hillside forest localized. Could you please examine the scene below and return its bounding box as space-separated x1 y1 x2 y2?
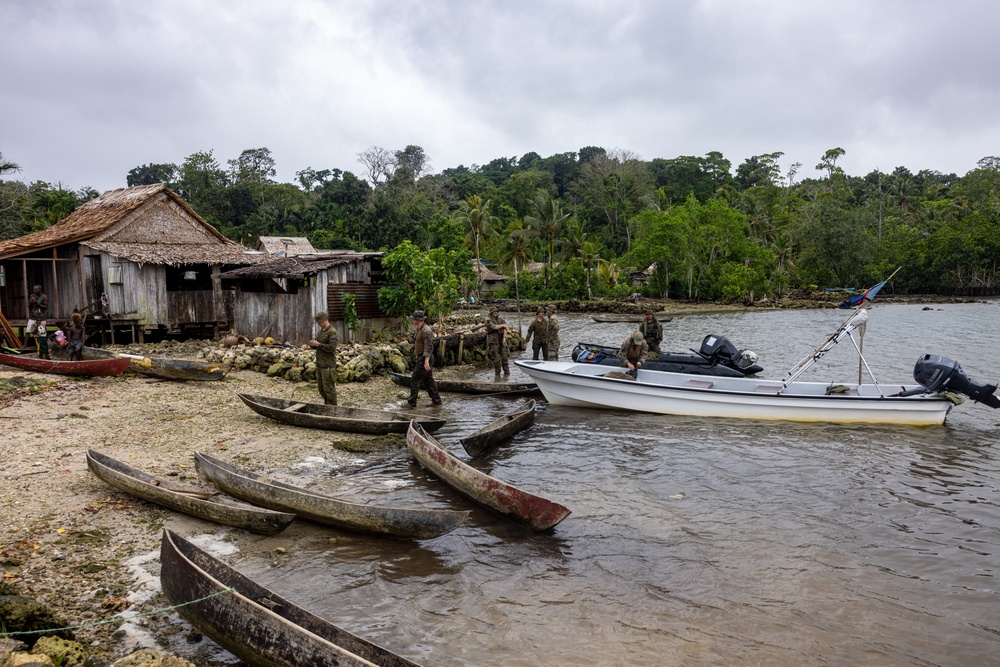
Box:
2 146 999 308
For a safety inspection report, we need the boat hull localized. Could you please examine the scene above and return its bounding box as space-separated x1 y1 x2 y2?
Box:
0 352 130 377
160 529 421 667
406 422 570 531
388 372 540 396
86 450 293 535
514 360 953 426
459 400 537 458
86 348 231 380
195 451 468 540
238 393 446 434
572 342 761 377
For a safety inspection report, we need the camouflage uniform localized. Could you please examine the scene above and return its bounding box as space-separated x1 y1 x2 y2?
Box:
619 333 649 369
486 311 510 378
524 314 549 361
545 306 560 361
315 323 339 405
639 315 663 354
409 318 441 406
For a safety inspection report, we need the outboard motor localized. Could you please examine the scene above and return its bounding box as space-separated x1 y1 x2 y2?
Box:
699 334 760 371
911 354 1000 408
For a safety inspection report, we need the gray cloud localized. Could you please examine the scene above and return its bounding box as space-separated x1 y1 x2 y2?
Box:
3 0 998 193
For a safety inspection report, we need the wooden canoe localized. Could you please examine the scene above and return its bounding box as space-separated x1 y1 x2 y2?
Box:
160 529 422 667
86 449 293 535
86 348 231 381
388 371 540 396
238 393 447 434
459 400 538 458
406 422 570 531
195 451 469 540
0 352 130 377
591 313 673 323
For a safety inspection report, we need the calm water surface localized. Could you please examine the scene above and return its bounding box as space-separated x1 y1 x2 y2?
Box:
231 302 1000 666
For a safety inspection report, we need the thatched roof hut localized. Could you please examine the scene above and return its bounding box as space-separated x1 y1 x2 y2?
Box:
255 236 316 256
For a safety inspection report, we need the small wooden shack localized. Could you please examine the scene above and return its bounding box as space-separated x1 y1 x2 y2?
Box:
255 236 316 256
220 251 392 345
0 184 255 341
472 258 509 293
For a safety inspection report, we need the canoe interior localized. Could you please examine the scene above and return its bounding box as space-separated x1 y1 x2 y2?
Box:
160 529 422 667
388 371 540 395
238 393 447 434
459 400 537 458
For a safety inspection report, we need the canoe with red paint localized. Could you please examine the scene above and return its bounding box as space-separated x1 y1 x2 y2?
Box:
0 352 130 377
406 421 570 531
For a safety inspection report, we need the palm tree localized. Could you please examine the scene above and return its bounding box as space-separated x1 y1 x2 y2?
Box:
524 191 570 286
578 241 602 300
453 194 498 298
501 219 536 335
0 152 21 176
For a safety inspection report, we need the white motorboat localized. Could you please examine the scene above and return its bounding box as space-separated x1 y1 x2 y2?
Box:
514 310 999 426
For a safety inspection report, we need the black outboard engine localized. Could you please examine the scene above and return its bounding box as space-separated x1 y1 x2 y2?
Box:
911 354 1000 408
699 334 760 372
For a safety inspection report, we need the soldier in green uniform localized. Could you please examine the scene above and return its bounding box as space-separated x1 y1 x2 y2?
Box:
619 330 649 377
545 304 560 361
308 311 338 405
523 308 549 360
408 310 442 406
639 309 663 353
485 306 510 380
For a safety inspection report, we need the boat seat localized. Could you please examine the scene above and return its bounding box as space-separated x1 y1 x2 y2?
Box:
286 403 307 412
755 385 783 394
686 379 714 389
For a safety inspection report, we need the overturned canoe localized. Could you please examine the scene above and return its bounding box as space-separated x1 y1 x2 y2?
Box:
0 352 130 377
238 393 447 434
388 371 540 396
86 348 231 381
160 529 422 667
591 313 673 323
86 449 293 535
406 422 570 531
459 400 538 458
195 451 469 540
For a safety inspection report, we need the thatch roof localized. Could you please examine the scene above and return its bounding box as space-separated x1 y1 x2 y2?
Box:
472 258 508 281
220 251 381 280
0 183 255 266
256 236 316 255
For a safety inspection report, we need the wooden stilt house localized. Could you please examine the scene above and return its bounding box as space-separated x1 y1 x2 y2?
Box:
0 184 255 342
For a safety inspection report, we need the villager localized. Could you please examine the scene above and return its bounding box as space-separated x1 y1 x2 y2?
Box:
308 311 338 405
408 310 441 406
619 330 649 376
67 313 86 361
27 284 49 359
523 309 549 361
485 306 510 380
545 304 560 361
639 309 663 353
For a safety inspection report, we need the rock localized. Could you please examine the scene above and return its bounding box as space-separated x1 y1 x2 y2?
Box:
6 652 55 666
386 350 407 373
1 638 28 659
346 355 372 382
111 648 197 667
266 362 292 377
285 366 303 382
233 354 252 370
0 595 74 648
253 337 265 346
31 636 87 667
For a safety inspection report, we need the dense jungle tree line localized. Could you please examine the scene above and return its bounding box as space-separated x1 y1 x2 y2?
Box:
2 146 999 304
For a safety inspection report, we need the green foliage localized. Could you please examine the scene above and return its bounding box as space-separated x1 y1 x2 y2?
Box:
340 291 360 336
377 241 471 322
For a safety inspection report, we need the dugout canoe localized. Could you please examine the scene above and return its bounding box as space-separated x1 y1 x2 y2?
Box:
86 348 231 381
406 421 570 531
238 393 447 434
160 529 422 667
195 451 469 540
459 400 537 458
86 449 293 535
591 313 673 323
388 371 540 396
0 352 130 377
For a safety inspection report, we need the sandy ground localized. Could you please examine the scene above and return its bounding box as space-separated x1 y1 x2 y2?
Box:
0 358 409 662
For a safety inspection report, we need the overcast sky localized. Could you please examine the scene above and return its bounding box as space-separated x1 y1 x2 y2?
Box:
3 0 999 194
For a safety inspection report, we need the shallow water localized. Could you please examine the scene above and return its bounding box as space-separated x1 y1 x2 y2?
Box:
231 302 1000 665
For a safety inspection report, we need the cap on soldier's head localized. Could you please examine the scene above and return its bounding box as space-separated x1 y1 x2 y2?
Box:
632 331 644 343
490 306 499 314
411 310 426 321
314 311 329 323
645 309 654 315
536 308 545 315
545 304 556 311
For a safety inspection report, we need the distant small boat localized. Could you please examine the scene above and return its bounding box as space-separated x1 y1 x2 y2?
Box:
459 400 537 458
388 371 540 396
406 421 570 531
195 451 469 540
160 529 423 667
591 313 673 323
238 393 447 434
86 348 231 381
86 449 293 535
0 352 130 377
